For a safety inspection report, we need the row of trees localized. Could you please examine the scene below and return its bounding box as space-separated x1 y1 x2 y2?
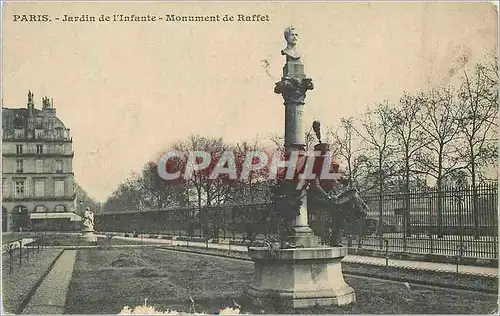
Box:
330 59 498 238
103 136 273 212
103 59 498 239
333 60 497 193
75 183 101 215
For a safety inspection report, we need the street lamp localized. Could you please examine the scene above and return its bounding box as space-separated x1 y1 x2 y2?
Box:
79 200 83 215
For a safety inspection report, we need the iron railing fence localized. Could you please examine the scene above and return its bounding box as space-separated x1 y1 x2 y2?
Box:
96 183 498 259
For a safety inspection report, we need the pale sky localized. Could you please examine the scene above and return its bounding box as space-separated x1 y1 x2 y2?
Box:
2 2 497 202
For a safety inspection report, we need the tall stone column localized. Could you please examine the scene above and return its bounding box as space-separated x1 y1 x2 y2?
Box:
274 28 315 247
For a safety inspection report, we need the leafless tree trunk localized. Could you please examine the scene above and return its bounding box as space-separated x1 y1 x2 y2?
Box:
457 60 499 239
330 117 367 188
416 88 465 238
389 93 429 242
352 102 396 246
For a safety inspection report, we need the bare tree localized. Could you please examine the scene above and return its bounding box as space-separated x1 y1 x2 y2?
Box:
138 161 187 209
269 133 285 152
75 183 101 214
416 88 466 237
330 117 367 188
227 139 272 204
352 102 397 240
103 174 145 213
172 134 230 208
388 93 428 239
457 60 499 238
269 128 318 152
171 135 236 239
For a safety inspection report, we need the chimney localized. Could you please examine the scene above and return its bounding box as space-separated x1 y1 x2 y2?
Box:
27 90 35 137
27 90 35 111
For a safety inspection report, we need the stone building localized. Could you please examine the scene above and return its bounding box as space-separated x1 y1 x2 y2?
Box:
2 91 80 231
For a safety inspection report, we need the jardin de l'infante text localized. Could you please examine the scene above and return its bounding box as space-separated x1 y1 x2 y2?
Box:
13 14 271 23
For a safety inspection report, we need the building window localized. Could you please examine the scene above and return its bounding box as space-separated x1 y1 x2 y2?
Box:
55 180 65 197
35 205 47 213
35 180 46 197
54 205 66 212
36 159 44 173
16 160 23 173
56 128 64 139
35 129 45 139
15 181 24 198
36 145 44 154
55 160 63 173
48 117 54 130
16 145 23 154
15 129 24 138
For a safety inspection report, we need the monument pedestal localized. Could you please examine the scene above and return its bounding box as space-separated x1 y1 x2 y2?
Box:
81 228 96 243
245 247 356 308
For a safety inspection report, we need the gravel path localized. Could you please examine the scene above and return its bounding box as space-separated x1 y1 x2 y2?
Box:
22 250 77 314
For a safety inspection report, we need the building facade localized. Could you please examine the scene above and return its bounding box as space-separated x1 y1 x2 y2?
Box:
2 91 79 231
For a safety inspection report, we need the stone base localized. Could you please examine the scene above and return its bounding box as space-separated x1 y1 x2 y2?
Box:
286 226 318 248
81 230 96 243
245 247 355 309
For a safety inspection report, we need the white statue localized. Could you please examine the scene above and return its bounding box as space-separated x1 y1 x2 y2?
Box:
83 207 94 231
281 26 301 61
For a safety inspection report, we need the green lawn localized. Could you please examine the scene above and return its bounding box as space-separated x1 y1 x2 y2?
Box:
64 248 498 314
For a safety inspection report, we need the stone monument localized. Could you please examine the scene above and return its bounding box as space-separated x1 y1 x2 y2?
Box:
245 26 357 308
81 207 96 242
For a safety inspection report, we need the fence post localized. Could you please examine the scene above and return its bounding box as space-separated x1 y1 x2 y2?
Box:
437 185 443 238
473 184 480 240
458 192 464 255
9 245 14 274
378 194 384 250
428 231 434 254
403 190 408 252
19 241 22 266
455 245 466 275
26 239 30 261
492 183 498 259
357 233 363 248
384 238 389 267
